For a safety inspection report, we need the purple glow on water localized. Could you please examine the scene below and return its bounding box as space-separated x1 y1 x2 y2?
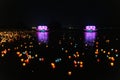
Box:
37 26 48 31
37 32 49 43
85 26 96 31
84 32 96 46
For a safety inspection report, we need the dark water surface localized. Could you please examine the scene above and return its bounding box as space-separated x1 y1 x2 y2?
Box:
0 29 120 80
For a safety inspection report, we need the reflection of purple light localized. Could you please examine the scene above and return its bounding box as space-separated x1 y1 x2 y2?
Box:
84 32 96 46
37 32 48 43
85 26 96 31
37 26 48 31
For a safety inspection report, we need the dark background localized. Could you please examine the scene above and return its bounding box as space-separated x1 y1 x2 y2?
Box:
0 0 120 28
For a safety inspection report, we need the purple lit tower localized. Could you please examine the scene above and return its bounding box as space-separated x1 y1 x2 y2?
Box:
37 25 48 32
84 32 96 46
37 32 49 43
84 25 97 32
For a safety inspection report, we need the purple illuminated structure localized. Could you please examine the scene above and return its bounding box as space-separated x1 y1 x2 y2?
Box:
37 32 49 43
37 25 48 32
84 26 97 32
84 32 96 46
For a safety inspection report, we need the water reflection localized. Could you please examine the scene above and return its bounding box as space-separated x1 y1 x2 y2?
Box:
37 32 49 43
84 32 96 46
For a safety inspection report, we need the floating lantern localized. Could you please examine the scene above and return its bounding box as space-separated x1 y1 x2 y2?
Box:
80 64 83 68
22 63 26 66
51 63 56 69
68 71 72 76
110 62 114 66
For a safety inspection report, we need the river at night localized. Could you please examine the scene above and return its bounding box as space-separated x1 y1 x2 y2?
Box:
0 28 120 80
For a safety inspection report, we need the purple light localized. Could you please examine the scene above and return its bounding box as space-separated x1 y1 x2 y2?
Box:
84 32 96 46
37 32 49 43
85 26 96 31
37 25 48 31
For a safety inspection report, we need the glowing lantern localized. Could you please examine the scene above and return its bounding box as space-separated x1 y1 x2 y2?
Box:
68 71 72 76
108 52 110 55
65 50 68 53
21 58 24 62
97 58 100 62
115 49 118 53
25 59 29 63
80 61 83 65
74 65 77 67
95 51 99 55
110 62 114 66
76 51 79 54
8 48 10 51
18 54 22 57
101 49 103 52
17 52 20 55
1 54 4 57
80 64 83 68
111 57 115 61
22 63 26 66
106 40 110 43
103 51 106 53
96 42 99 45
35 54 38 57
51 63 56 69
46 45 48 48
74 60 77 65
68 56 72 59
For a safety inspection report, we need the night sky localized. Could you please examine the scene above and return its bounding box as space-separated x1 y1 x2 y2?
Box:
0 0 120 27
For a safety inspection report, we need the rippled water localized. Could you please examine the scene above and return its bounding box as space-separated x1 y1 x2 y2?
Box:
0 29 120 80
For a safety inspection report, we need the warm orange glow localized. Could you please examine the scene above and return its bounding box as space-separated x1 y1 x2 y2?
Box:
80 61 83 65
35 54 38 57
74 64 77 67
106 40 110 43
97 58 100 62
16 52 20 55
51 63 56 69
95 51 99 54
7 48 10 51
96 45 98 48
108 52 110 55
25 59 29 63
103 51 106 53
1 54 4 57
65 50 68 53
46 45 48 48
96 42 99 45
115 49 118 53
22 63 26 66
110 57 115 61
68 71 72 76
74 60 77 65
76 51 79 54
110 62 114 66
68 56 71 59
80 64 83 68
21 58 24 62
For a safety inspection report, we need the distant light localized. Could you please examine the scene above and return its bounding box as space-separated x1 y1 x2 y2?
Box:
84 25 96 32
37 25 48 32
